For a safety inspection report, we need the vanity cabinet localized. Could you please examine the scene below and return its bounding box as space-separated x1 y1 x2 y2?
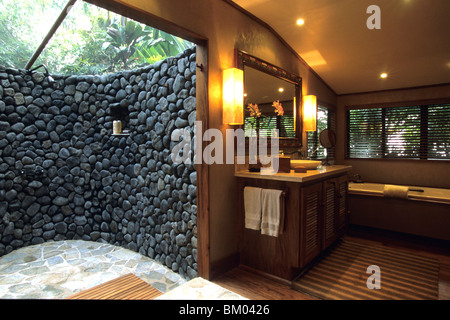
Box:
236 171 349 281
298 176 349 270
322 175 349 251
299 182 321 269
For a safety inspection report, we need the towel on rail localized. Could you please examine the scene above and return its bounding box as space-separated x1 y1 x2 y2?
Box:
383 184 410 199
261 189 285 237
244 186 263 230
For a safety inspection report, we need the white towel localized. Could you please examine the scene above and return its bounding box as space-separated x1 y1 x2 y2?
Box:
384 184 409 199
261 189 285 237
244 187 262 230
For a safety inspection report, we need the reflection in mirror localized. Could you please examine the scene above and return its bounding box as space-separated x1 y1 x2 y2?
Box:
244 66 296 138
236 50 302 146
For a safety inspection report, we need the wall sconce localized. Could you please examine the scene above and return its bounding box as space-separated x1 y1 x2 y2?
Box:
303 95 317 131
223 68 244 125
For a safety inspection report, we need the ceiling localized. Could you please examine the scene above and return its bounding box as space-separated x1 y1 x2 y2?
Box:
231 0 450 95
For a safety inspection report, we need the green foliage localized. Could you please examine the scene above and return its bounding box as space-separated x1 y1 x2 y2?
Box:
102 17 151 70
134 30 194 66
58 15 118 75
101 17 194 72
0 0 194 75
0 0 68 68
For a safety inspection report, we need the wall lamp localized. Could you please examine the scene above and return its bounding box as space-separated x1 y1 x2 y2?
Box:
223 67 244 125
303 95 317 132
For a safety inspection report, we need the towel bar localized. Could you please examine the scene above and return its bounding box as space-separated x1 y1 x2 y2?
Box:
242 186 288 197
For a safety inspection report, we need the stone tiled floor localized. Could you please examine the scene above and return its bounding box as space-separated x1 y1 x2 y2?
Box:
0 240 246 300
0 240 187 299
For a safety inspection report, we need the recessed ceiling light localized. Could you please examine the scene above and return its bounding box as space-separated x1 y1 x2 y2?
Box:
380 73 388 79
296 18 305 26
278 87 284 93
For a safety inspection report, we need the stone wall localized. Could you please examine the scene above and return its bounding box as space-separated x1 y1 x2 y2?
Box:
0 47 198 279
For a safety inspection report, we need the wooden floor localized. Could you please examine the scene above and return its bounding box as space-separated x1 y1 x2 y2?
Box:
212 225 450 300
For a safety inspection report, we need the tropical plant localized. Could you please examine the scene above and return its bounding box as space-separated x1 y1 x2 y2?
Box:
0 0 194 75
102 17 152 70
134 29 194 66
59 15 116 75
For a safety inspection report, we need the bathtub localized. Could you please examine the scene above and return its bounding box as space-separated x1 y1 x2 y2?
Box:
348 182 450 205
348 182 450 242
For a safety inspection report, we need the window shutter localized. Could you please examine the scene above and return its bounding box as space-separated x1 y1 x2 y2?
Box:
244 115 295 138
326 110 336 159
428 104 450 159
347 103 450 160
347 108 383 158
308 106 335 159
384 106 421 159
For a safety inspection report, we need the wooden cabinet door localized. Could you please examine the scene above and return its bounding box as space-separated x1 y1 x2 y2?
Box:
322 179 339 250
299 182 322 268
336 175 349 235
322 175 349 250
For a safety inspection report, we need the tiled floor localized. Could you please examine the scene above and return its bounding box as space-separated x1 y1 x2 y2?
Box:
0 240 245 300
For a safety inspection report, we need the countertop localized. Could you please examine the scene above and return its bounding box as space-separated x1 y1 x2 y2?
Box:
235 165 352 183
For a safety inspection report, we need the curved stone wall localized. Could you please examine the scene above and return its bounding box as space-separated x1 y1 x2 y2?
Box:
0 47 198 279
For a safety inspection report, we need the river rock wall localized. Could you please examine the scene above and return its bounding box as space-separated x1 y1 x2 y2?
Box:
0 47 198 279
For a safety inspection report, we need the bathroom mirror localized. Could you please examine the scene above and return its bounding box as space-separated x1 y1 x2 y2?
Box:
236 50 302 147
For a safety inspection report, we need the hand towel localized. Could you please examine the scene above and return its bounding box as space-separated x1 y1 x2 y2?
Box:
383 184 409 199
244 187 262 230
261 189 285 237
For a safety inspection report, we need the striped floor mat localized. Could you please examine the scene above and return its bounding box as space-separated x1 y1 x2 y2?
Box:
292 239 439 300
66 273 163 300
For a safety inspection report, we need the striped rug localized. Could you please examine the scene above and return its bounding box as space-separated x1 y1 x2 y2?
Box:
292 239 439 300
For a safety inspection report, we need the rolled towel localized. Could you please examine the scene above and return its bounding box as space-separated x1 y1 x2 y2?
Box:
244 187 262 230
261 189 285 237
383 184 409 199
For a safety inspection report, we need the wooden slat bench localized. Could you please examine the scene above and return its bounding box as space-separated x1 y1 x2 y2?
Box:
66 273 163 300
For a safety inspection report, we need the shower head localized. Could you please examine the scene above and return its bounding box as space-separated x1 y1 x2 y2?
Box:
27 64 54 83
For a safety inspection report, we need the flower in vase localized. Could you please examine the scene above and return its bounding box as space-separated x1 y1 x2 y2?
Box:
273 100 284 116
247 103 261 117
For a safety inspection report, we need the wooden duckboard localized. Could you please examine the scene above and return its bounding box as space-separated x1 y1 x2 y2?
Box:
66 273 163 300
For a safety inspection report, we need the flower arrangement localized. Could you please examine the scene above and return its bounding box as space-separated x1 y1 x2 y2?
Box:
272 100 284 116
247 103 261 117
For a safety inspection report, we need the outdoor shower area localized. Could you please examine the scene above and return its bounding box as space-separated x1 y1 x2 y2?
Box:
0 0 198 280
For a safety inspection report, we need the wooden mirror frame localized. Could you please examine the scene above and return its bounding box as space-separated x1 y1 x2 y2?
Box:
235 49 302 148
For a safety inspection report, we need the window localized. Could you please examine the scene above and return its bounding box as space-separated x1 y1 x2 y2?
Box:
307 106 336 159
347 103 450 160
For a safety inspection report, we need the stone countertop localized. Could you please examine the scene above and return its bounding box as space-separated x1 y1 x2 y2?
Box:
235 165 352 183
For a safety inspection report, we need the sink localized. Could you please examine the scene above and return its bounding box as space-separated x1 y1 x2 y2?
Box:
290 160 322 170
